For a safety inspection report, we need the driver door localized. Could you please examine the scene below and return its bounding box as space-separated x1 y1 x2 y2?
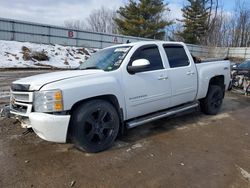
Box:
122 45 171 120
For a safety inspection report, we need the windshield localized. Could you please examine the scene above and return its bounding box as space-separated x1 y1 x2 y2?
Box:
79 46 131 71
238 61 250 68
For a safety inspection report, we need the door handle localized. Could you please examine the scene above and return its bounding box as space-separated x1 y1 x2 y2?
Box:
186 71 195 75
158 75 168 80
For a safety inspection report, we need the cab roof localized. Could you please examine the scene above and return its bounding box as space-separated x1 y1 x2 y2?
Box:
105 41 186 49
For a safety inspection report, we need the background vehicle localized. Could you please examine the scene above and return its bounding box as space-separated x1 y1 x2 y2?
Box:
231 60 250 94
232 60 250 71
9 41 231 152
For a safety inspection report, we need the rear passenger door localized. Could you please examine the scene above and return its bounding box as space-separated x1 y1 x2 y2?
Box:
163 44 198 107
123 44 171 120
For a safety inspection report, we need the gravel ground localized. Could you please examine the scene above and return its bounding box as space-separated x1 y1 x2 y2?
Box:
0 70 250 188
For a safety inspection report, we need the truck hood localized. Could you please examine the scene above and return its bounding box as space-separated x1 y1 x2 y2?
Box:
12 70 103 91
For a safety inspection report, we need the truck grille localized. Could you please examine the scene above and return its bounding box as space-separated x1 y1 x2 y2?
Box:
10 91 33 117
11 103 28 114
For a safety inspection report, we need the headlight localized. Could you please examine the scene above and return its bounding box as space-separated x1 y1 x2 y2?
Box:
34 90 63 112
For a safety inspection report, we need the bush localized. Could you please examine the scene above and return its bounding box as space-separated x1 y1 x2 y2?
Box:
31 51 49 61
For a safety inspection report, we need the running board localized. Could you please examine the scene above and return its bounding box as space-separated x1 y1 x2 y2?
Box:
126 102 199 129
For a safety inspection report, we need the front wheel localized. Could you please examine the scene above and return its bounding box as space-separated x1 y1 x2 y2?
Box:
71 100 120 153
200 85 224 115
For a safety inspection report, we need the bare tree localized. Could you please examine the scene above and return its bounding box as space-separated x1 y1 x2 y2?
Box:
64 7 118 34
64 19 86 30
86 7 118 34
204 7 229 46
205 0 219 45
224 0 250 47
200 0 250 47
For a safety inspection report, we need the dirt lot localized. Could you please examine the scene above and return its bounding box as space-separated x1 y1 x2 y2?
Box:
0 70 250 188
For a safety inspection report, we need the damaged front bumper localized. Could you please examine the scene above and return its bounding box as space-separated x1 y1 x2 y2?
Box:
1 105 70 143
0 105 32 128
0 105 11 118
29 112 70 143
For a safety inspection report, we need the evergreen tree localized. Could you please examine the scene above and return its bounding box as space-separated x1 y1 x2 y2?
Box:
115 0 172 39
179 0 209 44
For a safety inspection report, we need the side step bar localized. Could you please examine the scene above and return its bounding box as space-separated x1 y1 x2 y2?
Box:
126 102 199 129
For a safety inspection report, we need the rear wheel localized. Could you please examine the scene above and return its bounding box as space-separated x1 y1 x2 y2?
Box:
71 100 120 153
200 85 224 115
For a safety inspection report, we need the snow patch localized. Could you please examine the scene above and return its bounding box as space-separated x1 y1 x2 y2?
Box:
0 40 94 69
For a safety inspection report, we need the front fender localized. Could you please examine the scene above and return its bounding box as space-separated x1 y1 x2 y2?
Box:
40 72 126 119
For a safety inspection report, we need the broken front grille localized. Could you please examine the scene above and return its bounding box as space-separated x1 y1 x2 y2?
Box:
11 103 28 114
11 91 33 103
10 91 33 117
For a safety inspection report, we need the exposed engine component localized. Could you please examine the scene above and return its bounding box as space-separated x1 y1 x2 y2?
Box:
232 71 250 96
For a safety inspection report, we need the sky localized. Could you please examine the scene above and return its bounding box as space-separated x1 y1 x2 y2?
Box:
0 0 241 27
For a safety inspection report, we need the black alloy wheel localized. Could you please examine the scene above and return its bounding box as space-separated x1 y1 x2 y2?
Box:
200 85 224 115
71 100 120 153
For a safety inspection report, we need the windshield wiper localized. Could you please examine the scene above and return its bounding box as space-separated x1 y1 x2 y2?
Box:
81 66 100 70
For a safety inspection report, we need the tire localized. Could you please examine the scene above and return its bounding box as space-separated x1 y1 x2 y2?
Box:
200 85 224 115
71 100 120 153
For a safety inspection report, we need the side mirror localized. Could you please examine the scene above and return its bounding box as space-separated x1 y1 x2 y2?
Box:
127 59 150 74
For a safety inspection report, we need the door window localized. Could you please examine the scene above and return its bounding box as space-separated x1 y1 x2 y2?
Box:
130 45 164 71
164 45 190 68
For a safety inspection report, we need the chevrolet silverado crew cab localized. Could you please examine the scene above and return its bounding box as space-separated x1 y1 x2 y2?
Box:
9 41 231 152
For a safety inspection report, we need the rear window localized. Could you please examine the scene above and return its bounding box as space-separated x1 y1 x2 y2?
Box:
239 61 250 68
164 45 190 68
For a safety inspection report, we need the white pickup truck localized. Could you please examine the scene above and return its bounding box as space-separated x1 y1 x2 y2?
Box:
9 41 231 152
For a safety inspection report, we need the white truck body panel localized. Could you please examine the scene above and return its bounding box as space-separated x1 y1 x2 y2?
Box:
42 70 127 119
29 112 70 143
9 41 231 143
13 70 102 91
196 61 231 99
122 68 172 119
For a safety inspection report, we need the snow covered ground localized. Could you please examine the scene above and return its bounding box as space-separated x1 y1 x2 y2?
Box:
0 40 94 69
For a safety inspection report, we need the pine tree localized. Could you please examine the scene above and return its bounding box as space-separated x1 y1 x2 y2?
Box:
114 0 172 39
179 0 209 44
